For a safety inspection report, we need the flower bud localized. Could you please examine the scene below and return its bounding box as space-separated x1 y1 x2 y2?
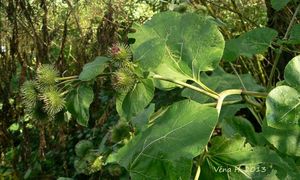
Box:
21 80 38 109
40 87 65 116
109 43 132 62
110 120 131 143
89 156 103 173
36 64 59 86
111 68 137 93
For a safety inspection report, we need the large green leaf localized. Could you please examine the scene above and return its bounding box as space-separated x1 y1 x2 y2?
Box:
116 79 154 120
288 24 300 44
264 55 300 156
262 122 300 156
108 100 218 179
130 12 225 89
271 0 291 11
79 56 110 81
201 135 298 179
222 116 265 146
264 86 300 156
284 55 300 91
66 85 94 126
265 56 300 128
131 103 155 132
223 28 278 62
266 86 300 128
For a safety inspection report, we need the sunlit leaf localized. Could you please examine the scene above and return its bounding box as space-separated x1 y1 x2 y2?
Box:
108 100 218 179
130 11 225 89
116 79 154 120
79 56 110 81
264 55 300 156
223 28 278 62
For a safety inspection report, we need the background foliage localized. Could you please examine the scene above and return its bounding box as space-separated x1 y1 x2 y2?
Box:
0 0 299 179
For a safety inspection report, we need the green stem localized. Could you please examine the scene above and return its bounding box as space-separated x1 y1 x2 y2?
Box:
242 95 263 127
61 90 70 96
56 75 78 81
267 3 300 88
241 91 268 98
194 165 201 180
152 74 268 102
230 62 264 124
216 89 267 115
152 74 219 100
202 100 243 107
195 80 219 96
57 78 80 86
194 147 208 180
243 95 263 109
248 105 263 126
216 89 242 114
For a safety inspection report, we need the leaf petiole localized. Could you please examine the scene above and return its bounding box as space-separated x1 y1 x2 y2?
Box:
152 74 219 100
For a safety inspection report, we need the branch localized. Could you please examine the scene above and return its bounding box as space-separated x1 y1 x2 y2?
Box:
216 89 267 115
216 89 242 114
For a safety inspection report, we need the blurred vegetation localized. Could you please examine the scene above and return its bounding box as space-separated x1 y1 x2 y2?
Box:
0 0 299 179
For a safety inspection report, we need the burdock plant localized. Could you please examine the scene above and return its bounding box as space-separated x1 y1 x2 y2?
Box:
40 87 66 116
110 120 131 143
36 64 59 87
21 80 38 109
109 43 132 63
21 64 78 120
111 67 137 93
